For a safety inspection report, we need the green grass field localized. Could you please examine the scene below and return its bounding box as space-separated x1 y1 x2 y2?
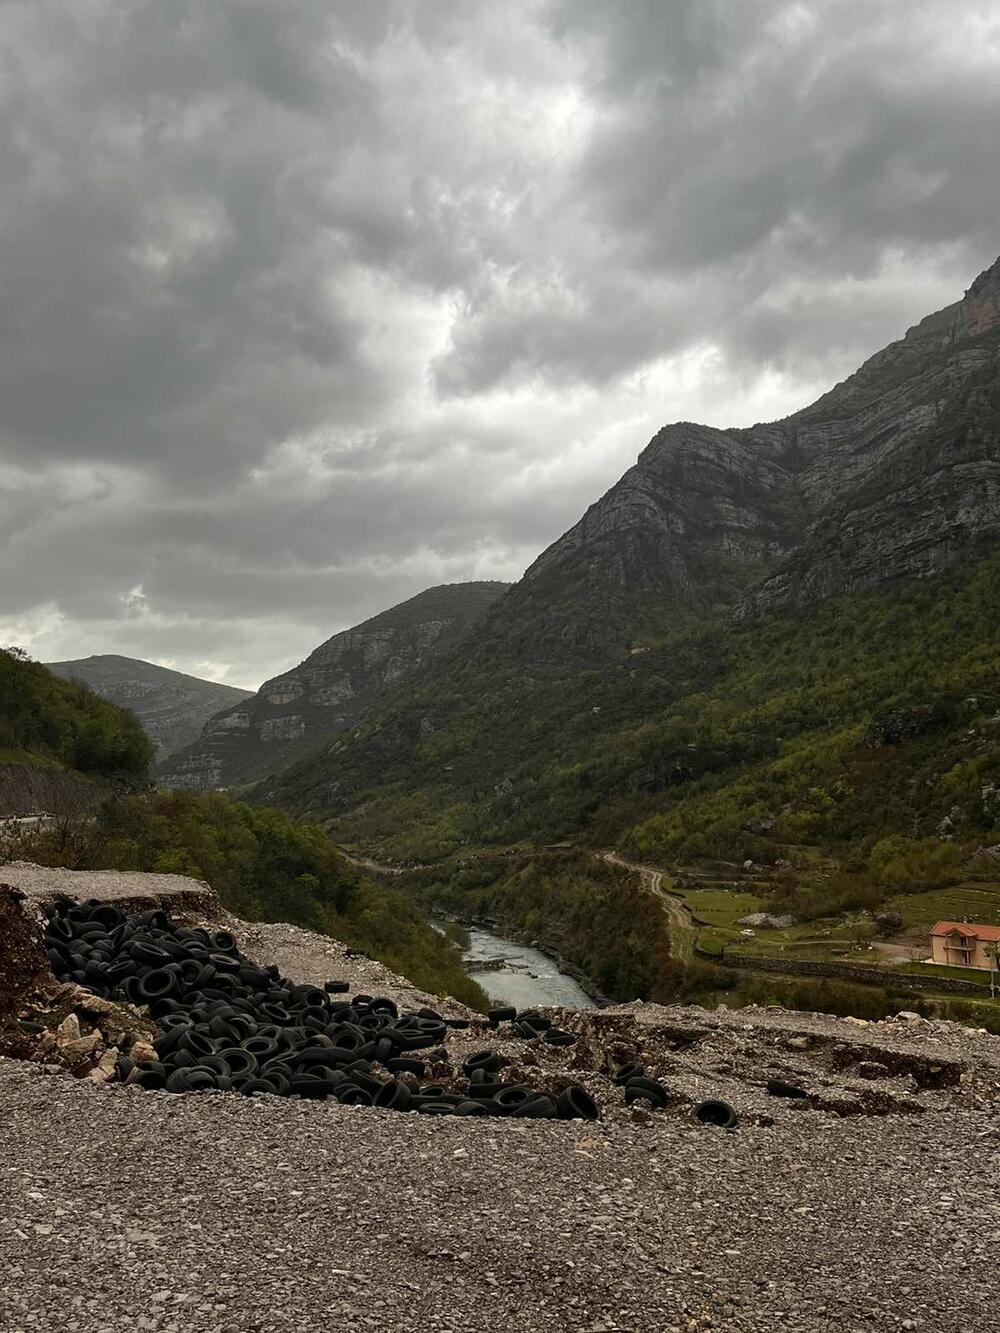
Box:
882 882 1000 928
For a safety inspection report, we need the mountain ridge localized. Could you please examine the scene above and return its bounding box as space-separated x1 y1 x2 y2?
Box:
160 581 510 790
257 254 1000 866
46 655 253 763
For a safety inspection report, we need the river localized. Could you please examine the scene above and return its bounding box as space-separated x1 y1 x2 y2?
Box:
459 924 596 1010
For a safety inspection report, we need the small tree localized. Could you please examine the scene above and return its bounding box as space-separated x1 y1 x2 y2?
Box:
986 940 1000 999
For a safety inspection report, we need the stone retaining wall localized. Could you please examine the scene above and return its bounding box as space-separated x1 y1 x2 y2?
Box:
702 949 991 996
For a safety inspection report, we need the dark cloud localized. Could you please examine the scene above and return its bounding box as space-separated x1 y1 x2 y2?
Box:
1 1 998 681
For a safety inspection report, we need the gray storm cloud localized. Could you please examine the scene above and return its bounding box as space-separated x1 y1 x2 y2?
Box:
1 0 999 683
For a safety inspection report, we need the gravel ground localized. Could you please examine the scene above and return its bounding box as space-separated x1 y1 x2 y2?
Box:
5 867 1000 1331
2 1057 998 1333
233 918 475 1021
2 862 221 917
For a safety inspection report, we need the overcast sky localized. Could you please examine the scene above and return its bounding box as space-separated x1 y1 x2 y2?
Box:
2 1 999 688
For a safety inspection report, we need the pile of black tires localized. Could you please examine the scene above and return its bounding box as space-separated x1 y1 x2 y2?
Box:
43 898 599 1121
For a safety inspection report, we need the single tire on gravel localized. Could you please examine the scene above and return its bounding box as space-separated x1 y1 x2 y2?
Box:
556 1085 600 1121
623 1077 669 1110
766 1079 808 1099
693 1099 739 1129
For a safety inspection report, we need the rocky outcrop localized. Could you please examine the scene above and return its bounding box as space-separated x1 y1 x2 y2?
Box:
737 254 1000 617
159 582 510 790
446 256 1000 665
46 656 253 760
500 420 806 661
261 255 1000 826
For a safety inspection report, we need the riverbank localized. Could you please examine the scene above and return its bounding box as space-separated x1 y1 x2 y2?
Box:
433 910 612 1007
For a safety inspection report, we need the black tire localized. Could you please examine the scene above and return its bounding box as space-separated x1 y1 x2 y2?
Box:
766 1079 808 1099
544 1028 577 1047
494 1085 532 1111
177 1030 216 1059
517 1012 552 1032
324 979 350 993
415 1100 456 1116
623 1078 668 1110
165 1068 217 1094
129 1068 167 1090
466 1080 502 1100
386 1057 425 1078
613 1064 645 1085
216 1047 258 1077
374 1080 413 1112
454 1100 489 1116
463 1050 507 1076
130 941 172 967
488 1006 517 1024
513 1094 558 1119
240 1077 281 1096
556 1085 600 1121
288 1074 332 1099
373 1037 398 1065
115 976 147 1004
693 1099 739 1129
242 1036 279 1060
336 1086 374 1107
260 1002 292 1024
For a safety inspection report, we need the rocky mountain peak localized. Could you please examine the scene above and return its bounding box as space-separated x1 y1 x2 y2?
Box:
159 581 510 789
965 253 1000 300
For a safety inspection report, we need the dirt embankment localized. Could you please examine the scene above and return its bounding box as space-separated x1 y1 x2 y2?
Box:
0 762 112 818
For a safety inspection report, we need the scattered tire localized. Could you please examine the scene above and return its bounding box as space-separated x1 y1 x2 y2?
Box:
556 1085 599 1120
766 1079 808 1099
693 1099 739 1129
544 1028 577 1047
622 1076 669 1110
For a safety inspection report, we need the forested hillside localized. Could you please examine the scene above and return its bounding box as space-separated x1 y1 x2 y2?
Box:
0 648 153 784
4 789 483 1008
46 655 252 761
269 551 1000 890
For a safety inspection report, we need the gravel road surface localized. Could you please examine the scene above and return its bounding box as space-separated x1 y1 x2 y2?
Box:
3 1057 998 1333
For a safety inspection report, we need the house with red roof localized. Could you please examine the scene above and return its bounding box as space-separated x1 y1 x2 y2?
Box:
929 921 1000 971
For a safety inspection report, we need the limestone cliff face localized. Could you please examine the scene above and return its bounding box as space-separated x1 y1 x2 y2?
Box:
492 254 1000 653
503 419 807 659
159 582 509 790
45 656 252 760
258 255 1000 827
736 255 1000 617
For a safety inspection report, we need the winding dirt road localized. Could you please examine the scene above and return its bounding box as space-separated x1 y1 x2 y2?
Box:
599 850 696 961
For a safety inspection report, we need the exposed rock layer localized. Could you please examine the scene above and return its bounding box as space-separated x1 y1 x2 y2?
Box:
480 254 1000 661
45 655 252 761
160 581 509 790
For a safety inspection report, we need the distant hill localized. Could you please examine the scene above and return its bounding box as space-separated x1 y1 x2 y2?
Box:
46 656 253 761
0 649 153 815
159 582 510 791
